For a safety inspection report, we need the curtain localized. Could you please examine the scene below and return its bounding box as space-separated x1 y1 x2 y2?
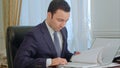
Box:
68 0 91 52
2 0 22 47
20 0 51 26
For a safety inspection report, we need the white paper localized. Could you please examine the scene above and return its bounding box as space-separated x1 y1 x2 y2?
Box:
67 38 120 68
71 47 103 64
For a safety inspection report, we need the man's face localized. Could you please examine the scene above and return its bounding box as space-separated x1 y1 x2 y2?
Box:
48 9 70 31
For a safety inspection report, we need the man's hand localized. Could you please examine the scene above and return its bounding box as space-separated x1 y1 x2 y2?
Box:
74 51 80 55
50 57 67 66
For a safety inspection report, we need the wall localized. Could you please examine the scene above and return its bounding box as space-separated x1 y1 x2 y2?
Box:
0 0 5 51
91 0 120 56
91 0 120 38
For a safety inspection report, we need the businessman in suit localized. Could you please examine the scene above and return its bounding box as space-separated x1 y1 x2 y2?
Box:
14 0 79 68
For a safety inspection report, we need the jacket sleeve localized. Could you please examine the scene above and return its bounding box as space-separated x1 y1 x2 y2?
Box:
62 27 73 62
63 39 73 62
14 32 47 68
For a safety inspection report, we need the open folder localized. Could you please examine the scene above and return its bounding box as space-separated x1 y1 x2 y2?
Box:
61 38 120 68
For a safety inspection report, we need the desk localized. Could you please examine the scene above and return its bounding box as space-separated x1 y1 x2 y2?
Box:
58 63 120 68
108 66 120 68
58 66 120 68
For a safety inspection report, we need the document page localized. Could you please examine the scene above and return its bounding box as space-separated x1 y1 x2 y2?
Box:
64 38 120 68
71 47 103 64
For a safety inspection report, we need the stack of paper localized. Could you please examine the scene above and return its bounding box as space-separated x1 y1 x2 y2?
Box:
60 38 120 68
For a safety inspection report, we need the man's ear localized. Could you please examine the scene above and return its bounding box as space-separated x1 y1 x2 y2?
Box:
47 12 52 18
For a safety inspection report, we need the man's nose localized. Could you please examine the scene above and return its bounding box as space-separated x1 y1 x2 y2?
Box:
61 22 66 27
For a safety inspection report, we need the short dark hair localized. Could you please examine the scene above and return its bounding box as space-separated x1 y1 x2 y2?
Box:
47 0 70 15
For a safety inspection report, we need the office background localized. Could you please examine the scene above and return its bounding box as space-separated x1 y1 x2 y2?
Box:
0 0 120 62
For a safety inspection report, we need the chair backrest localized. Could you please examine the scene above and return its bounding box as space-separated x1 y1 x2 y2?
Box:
6 26 33 68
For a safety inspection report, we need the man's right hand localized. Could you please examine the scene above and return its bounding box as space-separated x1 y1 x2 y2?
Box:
50 57 67 66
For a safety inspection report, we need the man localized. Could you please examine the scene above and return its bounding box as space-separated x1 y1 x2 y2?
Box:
14 0 79 68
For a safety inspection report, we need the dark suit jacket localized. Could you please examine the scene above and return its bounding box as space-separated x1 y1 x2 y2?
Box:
14 21 73 68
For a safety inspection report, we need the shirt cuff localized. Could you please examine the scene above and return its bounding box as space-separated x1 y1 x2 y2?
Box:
46 58 52 67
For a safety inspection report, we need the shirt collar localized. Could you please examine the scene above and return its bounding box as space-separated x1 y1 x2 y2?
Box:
45 21 54 35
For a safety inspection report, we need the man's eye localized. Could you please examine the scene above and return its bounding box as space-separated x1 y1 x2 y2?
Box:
58 19 64 22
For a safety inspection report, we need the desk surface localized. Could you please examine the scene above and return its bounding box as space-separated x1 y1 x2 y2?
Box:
58 63 120 68
107 66 120 68
58 66 120 68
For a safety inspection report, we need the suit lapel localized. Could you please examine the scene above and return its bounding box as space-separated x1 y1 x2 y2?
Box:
40 22 57 55
40 22 67 57
60 28 67 56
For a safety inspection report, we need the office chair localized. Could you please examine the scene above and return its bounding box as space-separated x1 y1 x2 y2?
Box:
6 26 33 68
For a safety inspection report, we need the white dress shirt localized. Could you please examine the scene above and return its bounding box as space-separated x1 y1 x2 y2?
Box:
45 21 63 67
